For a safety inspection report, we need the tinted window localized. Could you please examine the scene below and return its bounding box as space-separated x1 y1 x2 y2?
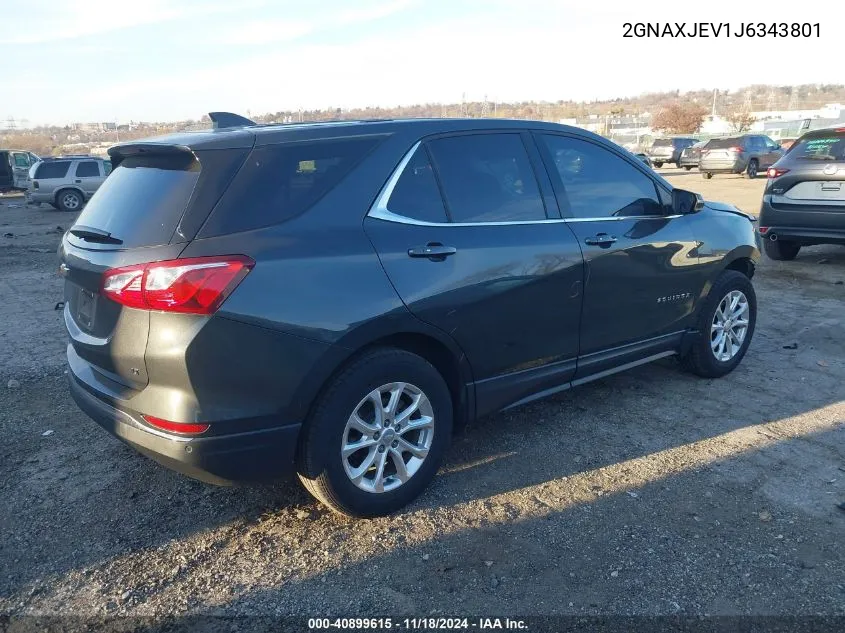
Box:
103 161 112 175
72 154 199 248
75 161 100 177
539 134 664 219
387 147 448 223
426 134 545 223
13 153 29 167
34 161 70 179
788 133 845 160
708 137 742 149
203 136 383 235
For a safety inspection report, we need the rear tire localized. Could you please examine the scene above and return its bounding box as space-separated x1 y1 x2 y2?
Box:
763 238 801 261
297 348 453 518
56 189 84 212
684 165 693 171
681 270 756 378
702 172 713 180
654 162 663 168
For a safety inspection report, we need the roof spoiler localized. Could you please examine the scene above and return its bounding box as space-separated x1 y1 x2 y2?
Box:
107 142 194 168
209 111 256 129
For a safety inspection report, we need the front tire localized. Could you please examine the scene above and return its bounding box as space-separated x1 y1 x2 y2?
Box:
654 162 663 168
744 159 759 179
763 238 801 261
684 165 693 171
702 172 713 180
681 270 756 378
297 348 453 518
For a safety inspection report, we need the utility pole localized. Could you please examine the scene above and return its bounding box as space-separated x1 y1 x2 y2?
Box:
711 89 718 117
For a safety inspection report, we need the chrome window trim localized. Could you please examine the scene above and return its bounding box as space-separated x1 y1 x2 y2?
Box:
367 141 681 227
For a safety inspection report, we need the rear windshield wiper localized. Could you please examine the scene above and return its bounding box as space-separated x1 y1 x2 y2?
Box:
68 225 123 245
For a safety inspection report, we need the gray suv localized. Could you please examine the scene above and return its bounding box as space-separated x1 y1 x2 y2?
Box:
700 135 784 180
27 156 112 211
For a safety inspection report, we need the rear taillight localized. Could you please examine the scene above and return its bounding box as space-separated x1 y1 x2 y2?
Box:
758 226 769 235
729 146 744 153
142 415 209 435
767 168 789 179
102 255 254 314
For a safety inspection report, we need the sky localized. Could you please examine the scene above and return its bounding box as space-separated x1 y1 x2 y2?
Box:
1 0 842 126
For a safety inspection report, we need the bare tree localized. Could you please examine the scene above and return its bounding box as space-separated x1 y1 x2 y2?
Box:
725 108 756 133
651 101 707 134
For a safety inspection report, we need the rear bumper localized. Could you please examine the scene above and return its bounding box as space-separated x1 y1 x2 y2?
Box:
648 155 675 164
68 359 302 484
759 197 845 244
27 191 52 203
699 160 745 174
678 157 699 167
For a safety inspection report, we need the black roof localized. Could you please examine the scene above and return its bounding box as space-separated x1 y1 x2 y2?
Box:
109 117 596 155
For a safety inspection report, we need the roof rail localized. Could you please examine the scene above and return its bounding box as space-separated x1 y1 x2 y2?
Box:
208 111 256 129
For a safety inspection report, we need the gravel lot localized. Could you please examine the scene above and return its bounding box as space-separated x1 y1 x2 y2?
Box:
2 168 845 620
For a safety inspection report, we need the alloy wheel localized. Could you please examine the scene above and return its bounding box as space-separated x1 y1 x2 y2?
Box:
341 382 434 493
710 290 750 362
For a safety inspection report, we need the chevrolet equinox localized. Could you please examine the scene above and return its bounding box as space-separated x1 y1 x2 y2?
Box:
62 114 760 517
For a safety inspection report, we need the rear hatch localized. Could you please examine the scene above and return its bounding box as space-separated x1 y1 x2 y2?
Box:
702 137 743 162
648 139 674 158
60 140 251 390
771 131 845 207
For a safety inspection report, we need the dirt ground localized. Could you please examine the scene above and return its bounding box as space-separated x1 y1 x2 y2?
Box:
1 169 845 621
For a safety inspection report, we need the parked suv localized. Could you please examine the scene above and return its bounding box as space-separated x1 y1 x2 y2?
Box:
678 140 708 171
27 155 112 211
61 116 759 517
759 127 845 260
646 137 697 168
0 149 41 192
700 135 784 179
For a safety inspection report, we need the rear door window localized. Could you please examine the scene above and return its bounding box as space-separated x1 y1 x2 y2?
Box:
75 161 100 177
35 161 71 179
426 133 546 223
71 153 200 248
707 138 741 149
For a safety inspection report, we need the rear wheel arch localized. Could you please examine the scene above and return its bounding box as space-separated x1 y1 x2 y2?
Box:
303 329 472 441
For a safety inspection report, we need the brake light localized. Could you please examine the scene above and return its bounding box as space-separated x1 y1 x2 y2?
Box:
102 255 254 314
767 168 789 179
758 226 769 235
729 146 744 153
142 415 209 435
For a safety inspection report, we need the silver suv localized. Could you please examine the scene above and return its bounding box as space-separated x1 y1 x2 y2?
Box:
27 156 112 211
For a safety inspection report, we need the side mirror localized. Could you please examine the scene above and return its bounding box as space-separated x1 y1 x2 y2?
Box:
672 188 705 214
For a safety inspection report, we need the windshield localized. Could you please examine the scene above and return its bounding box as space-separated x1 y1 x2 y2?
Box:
789 133 845 161
652 139 672 147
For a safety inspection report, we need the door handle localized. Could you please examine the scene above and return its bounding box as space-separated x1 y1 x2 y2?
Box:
74 179 82 184
408 243 457 260
584 233 617 247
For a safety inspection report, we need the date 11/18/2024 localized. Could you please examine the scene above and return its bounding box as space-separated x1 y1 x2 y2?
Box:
623 22 820 38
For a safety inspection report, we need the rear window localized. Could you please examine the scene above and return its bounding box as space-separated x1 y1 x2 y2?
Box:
71 154 199 248
201 136 383 235
35 161 71 179
707 137 743 149
789 133 845 160
652 139 672 147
